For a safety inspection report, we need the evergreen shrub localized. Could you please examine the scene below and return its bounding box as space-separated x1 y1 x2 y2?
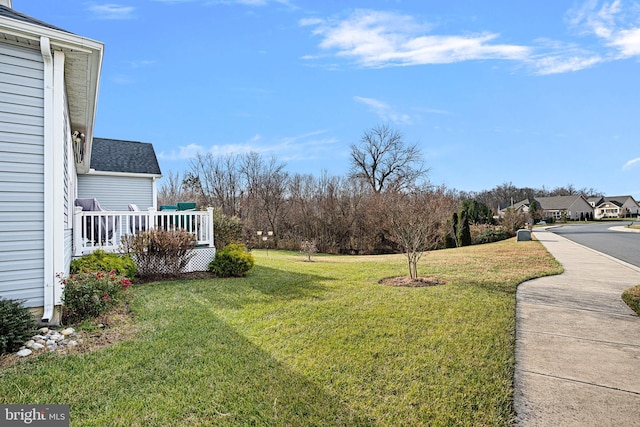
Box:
0 298 36 354
209 243 255 277
70 249 137 279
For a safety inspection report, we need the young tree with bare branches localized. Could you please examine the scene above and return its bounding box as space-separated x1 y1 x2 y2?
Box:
387 187 455 279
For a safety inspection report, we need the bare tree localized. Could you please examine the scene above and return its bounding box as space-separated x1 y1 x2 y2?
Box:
349 124 428 194
387 187 455 279
157 170 184 207
185 153 243 215
501 207 528 235
240 152 289 245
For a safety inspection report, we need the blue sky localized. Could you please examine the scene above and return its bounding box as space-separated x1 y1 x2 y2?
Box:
18 1 640 197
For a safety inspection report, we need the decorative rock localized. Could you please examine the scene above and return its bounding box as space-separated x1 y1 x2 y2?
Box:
16 326 86 357
17 349 32 357
61 328 75 336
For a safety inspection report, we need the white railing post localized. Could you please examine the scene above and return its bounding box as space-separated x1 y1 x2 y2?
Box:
148 207 156 230
207 207 215 248
73 206 84 256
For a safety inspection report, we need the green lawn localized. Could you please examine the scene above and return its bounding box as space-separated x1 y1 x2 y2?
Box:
0 239 561 426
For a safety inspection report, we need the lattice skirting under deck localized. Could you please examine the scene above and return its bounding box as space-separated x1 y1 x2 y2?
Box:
183 247 217 272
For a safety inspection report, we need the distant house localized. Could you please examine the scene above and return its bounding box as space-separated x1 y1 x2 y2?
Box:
592 196 640 219
78 138 162 211
501 195 594 221
587 196 602 208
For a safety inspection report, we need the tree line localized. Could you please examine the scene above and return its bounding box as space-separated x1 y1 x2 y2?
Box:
158 124 601 255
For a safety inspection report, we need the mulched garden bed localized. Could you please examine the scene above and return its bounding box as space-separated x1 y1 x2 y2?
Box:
379 276 447 287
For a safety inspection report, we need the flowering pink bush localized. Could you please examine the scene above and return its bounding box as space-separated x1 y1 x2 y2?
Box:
60 270 132 322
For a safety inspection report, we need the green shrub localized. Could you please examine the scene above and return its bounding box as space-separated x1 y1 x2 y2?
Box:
209 243 255 277
458 211 472 247
473 227 512 245
61 271 132 323
70 249 137 279
622 285 640 316
121 229 196 278
213 208 243 248
0 298 36 354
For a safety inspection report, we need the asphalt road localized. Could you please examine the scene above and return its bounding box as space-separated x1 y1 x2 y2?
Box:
548 221 640 268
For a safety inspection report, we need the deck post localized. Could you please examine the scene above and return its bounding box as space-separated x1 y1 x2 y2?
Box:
207 207 215 248
73 206 84 257
148 207 156 230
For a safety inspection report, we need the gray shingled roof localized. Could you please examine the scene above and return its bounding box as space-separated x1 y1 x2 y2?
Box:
0 5 71 33
91 138 162 175
534 195 584 210
602 196 635 207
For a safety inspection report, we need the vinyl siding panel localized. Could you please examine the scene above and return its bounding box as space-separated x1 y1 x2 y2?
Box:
78 175 154 211
0 42 45 307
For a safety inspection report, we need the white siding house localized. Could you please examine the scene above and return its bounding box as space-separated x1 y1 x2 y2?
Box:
0 3 103 323
593 196 640 219
0 4 214 325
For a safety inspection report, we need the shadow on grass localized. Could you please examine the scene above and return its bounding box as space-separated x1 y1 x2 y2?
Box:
153 265 336 311
9 294 374 426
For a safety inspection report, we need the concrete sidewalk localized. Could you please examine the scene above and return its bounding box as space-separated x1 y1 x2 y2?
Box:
514 228 640 426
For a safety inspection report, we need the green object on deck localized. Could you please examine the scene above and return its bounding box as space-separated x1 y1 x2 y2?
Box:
160 205 177 211
177 202 197 211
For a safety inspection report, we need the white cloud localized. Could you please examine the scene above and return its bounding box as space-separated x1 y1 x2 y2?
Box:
303 10 530 68
88 4 136 20
566 0 640 59
302 4 640 75
159 131 338 162
111 74 135 85
609 27 640 56
354 96 412 124
173 0 296 6
158 143 205 160
623 157 640 171
127 60 157 68
531 53 603 75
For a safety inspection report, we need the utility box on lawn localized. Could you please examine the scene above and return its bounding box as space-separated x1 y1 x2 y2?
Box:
517 229 532 241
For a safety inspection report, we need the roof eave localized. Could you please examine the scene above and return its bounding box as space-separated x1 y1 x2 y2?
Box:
86 170 163 179
0 15 104 174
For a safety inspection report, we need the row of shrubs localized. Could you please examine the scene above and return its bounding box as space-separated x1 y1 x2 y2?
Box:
71 231 255 281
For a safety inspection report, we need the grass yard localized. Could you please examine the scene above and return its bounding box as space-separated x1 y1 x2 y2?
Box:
0 239 561 426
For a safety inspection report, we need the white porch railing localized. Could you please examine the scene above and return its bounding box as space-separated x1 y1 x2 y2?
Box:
73 206 215 257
